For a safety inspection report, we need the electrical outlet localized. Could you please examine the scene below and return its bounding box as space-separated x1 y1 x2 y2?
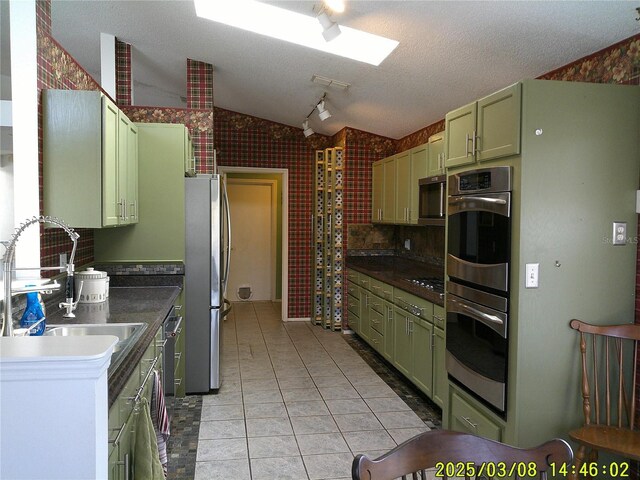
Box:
404 239 411 250
525 263 539 288
612 222 627 245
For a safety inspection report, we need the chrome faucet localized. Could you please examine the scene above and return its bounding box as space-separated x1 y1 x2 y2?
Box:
1 215 80 336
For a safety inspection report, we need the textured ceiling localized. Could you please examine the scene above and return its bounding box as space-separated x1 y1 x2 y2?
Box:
49 1 640 140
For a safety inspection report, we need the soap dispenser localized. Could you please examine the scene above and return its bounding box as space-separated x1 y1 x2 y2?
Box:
20 291 46 336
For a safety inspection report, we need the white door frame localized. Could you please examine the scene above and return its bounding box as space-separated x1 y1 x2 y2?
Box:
219 166 289 322
226 178 278 301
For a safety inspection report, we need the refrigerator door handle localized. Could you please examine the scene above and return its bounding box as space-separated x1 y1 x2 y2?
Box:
222 176 232 294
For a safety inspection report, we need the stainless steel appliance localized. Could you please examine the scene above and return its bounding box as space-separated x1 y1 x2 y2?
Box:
185 174 231 393
446 166 512 412
418 175 446 225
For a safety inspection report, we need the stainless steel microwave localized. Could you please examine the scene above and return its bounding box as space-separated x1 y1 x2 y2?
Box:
418 175 446 225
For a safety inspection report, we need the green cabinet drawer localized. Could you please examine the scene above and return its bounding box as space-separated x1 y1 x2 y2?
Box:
347 269 359 284
369 305 384 335
347 280 360 300
368 327 384 353
433 304 445 330
369 292 385 316
450 389 503 441
369 277 393 301
358 274 371 291
347 291 360 317
394 289 434 322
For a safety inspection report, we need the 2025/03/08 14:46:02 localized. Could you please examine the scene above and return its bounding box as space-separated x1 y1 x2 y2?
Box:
433 461 630 478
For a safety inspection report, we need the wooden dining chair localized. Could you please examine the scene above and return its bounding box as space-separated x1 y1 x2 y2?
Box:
568 319 640 479
352 429 573 480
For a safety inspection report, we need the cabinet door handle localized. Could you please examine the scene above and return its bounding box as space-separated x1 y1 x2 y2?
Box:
465 133 470 157
431 330 435 349
472 130 478 155
462 416 478 430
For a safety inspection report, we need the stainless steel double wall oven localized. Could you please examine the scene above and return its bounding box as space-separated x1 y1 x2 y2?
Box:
446 166 512 412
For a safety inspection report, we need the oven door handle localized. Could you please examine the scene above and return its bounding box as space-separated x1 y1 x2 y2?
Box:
449 196 507 205
447 192 511 217
448 296 507 337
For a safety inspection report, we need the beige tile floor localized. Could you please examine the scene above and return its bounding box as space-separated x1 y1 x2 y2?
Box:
194 301 432 480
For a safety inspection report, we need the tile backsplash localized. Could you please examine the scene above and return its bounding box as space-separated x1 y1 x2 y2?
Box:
347 224 445 267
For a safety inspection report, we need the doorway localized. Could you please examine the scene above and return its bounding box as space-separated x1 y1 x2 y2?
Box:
226 179 277 302
220 167 288 321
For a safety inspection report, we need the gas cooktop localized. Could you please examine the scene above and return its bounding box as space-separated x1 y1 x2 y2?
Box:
405 277 445 296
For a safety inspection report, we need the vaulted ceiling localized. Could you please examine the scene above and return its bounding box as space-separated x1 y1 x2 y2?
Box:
48 1 640 139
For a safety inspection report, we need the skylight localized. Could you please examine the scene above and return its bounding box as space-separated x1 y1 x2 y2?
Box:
193 0 399 66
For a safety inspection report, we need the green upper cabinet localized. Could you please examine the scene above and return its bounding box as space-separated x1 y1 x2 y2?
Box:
43 90 138 228
102 97 120 227
126 122 139 224
427 132 444 177
408 144 428 224
372 145 427 225
445 82 521 168
371 159 384 222
476 83 521 162
116 112 139 226
382 156 396 223
395 151 411 224
95 123 187 262
444 101 476 168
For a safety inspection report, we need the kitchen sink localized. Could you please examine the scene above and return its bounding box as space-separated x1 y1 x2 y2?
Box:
44 322 147 376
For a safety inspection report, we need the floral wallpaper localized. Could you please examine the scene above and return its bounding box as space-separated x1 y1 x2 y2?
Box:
539 35 640 84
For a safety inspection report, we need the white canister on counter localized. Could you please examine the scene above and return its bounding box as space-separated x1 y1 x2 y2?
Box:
76 267 109 303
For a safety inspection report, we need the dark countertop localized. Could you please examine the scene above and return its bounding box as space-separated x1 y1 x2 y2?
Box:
346 255 445 306
47 282 181 408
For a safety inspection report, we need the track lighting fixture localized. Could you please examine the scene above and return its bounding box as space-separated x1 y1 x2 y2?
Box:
317 100 331 121
302 120 315 137
302 93 334 138
317 10 341 42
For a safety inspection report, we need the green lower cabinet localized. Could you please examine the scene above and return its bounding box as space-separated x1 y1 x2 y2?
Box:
393 306 412 377
359 289 371 342
346 279 360 334
432 326 447 408
108 326 164 480
449 385 504 441
410 317 433 398
382 301 394 363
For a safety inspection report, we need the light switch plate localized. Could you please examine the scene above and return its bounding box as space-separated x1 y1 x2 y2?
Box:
525 263 539 288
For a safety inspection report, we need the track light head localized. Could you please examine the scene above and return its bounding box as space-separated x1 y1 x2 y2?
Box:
302 120 315 137
317 11 341 42
317 100 331 121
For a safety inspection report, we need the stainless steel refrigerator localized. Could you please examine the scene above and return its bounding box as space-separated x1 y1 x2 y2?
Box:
185 174 231 393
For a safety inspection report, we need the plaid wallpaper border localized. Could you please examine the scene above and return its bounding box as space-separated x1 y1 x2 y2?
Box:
36 0 51 34
186 59 215 170
115 39 132 106
187 59 214 110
